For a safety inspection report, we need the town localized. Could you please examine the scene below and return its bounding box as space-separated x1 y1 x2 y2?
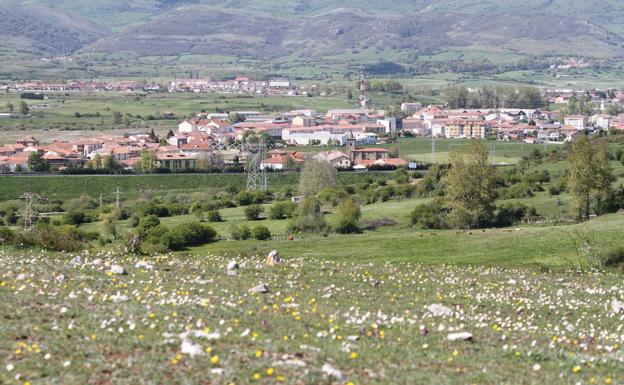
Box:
1 84 623 173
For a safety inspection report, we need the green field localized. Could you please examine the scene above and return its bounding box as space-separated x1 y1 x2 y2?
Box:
2 248 623 384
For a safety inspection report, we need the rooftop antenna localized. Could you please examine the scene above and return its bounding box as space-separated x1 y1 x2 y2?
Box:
245 137 267 191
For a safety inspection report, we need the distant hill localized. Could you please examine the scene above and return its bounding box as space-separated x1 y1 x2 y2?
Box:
3 0 624 71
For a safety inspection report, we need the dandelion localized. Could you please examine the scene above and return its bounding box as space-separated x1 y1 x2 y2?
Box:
210 355 219 365
255 349 263 358
252 372 261 380
572 366 581 374
266 367 274 376
350 352 359 359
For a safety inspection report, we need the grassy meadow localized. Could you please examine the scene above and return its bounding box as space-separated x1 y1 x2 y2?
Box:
2 251 623 384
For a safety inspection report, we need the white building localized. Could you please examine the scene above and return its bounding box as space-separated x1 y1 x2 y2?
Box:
282 130 347 146
564 115 587 131
400 102 422 113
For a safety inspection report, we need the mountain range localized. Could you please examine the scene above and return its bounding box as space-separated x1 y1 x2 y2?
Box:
2 0 624 69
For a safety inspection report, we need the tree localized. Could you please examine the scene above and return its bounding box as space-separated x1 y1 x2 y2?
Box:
444 141 497 228
91 153 102 170
27 152 50 172
567 137 595 221
6 102 13 112
252 225 271 240
568 137 615 220
292 197 327 233
137 150 158 173
112 111 122 125
19 101 30 115
333 198 361 234
102 155 117 174
244 204 264 220
298 159 338 196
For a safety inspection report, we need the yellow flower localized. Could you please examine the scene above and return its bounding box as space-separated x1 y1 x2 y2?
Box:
350 352 359 359
572 366 581 373
252 372 261 380
210 355 219 365
266 367 274 376
255 349 263 358
604 378 612 384
276 375 285 382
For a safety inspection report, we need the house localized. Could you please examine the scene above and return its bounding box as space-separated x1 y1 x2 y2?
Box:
401 102 423 113
444 120 488 139
292 115 317 127
346 131 389 164
313 150 352 169
157 153 196 171
260 151 305 171
564 115 587 131
17 136 39 147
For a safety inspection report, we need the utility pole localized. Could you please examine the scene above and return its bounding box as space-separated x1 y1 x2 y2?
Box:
115 187 122 209
431 130 436 164
245 137 267 191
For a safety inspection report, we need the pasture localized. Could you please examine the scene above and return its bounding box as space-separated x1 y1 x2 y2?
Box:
1 251 623 384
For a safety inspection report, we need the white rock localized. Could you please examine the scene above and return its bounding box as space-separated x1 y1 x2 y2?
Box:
111 292 129 303
322 363 344 380
427 303 453 317
249 284 269 294
135 261 153 269
110 265 126 275
211 368 225 375
447 332 473 341
227 260 239 271
70 256 83 266
611 299 624 314
181 339 204 357
266 250 281 266
532 363 541 372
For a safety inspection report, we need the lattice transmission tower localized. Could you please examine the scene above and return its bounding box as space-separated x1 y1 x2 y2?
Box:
245 138 267 191
20 192 41 231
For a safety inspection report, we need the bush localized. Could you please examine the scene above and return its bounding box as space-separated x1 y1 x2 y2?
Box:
333 198 362 234
599 246 624 267
230 224 252 240
244 204 264 220
494 203 535 227
291 197 327 233
0 226 14 245
139 215 160 230
268 201 297 220
252 225 271 240
128 215 140 228
168 222 217 249
205 210 222 222
62 210 86 225
410 201 447 229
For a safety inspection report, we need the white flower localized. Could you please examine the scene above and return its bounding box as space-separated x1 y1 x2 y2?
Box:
63 360 71 367
6 363 14 371
533 364 541 372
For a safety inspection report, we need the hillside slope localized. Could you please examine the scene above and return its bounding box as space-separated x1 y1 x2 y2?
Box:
2 0 624 64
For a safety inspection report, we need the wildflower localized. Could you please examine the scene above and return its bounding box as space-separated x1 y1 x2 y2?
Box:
210 355 219 365
350 352 358 359
572 366 581 374
255 349 263 358
266 367 274 376
252 372 261 380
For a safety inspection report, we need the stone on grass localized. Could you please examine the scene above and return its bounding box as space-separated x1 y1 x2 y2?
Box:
135 261 153 269
110 265 126 275
427 303 453 317
227 260 239 276
70 256 83 266
111 292 129 303
611 299 624 314
447 332 473 341
249 284 269 294
181 339 204 357
266 250 281 266
322 363 344 380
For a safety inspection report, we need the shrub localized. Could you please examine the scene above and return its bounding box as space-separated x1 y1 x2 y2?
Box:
268 201 297 220
128 215 140 228
291 197 327 233
230 224 252 240
62 210 86 225
244 204 264 220
252 225 271 240
139 215 160 230
205 210 222 222
360 218 397 231
333 198 361 234
410 202 447 229
167 222 217 249
599 246 624 267
0 226 14 245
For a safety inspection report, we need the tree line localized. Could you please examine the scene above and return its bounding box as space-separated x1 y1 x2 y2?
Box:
445 86 547 110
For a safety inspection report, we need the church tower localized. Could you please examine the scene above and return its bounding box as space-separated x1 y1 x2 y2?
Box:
347 131 356 161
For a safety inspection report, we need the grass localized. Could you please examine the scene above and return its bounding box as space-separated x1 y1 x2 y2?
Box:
1 249 623 384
